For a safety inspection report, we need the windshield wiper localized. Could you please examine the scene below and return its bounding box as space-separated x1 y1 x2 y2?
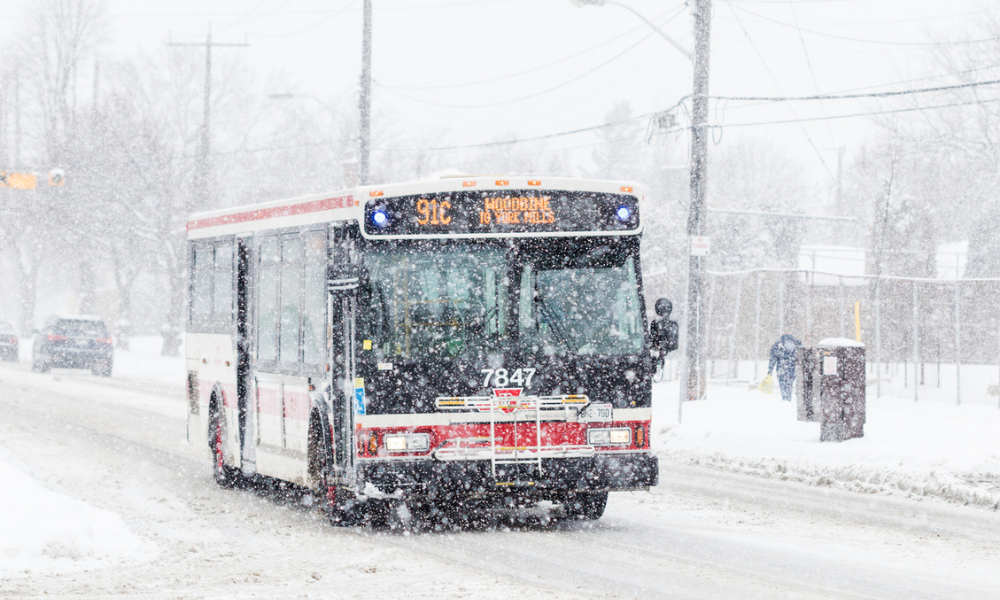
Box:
535 294 571 350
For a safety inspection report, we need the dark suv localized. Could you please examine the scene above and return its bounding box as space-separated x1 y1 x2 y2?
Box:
32 317 113 376
0 321 17 361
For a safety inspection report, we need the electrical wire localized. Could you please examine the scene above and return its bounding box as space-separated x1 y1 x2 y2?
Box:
708 78 1000 102
424 114 664 151
380 4 687 91
214 0 273 34
786 0 836 144
374 26 663 109
723 0 835 180
246 1 360 39
729 2 1000 47
714 96 1000 128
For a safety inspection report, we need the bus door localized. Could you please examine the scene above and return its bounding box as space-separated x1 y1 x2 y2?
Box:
327 291 356 481
236 236 256 472
327 225 360 482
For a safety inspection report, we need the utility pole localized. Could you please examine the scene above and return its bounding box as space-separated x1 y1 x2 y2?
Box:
359 0 373 186
684 0 712 404
91 60 100 122
167 30 248 207
13 64 20 168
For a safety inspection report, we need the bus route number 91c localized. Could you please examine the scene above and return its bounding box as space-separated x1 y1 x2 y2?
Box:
416 198 451 226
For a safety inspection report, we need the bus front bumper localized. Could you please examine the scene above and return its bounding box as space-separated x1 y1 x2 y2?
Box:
355 453 658 497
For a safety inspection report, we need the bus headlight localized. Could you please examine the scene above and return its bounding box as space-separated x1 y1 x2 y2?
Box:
384 433 430 452
588 428 631 446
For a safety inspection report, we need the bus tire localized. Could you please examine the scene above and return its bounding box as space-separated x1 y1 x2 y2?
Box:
308 414 359 526
209 396 239 488
561 491 608 521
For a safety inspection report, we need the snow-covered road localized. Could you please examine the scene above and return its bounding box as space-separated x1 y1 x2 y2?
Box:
2 363 999 599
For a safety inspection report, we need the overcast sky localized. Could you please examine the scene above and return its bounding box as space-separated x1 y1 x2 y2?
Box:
4 0 995 182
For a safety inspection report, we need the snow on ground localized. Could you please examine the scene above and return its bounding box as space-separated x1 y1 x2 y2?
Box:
3 335 999 579
110 335 185 387
652 359 1000 509
1 335 174 573
0 444 153 573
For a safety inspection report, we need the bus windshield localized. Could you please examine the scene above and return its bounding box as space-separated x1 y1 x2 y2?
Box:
365 245 509 359
518 251 643 357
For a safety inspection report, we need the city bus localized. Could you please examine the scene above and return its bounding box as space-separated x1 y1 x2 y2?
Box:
186 176 667 527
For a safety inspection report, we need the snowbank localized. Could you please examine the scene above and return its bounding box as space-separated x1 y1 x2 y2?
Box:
652 372 1000 510
0 447 149 572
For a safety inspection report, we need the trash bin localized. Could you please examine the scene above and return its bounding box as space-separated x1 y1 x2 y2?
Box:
795 346 821 422
795 339 866 441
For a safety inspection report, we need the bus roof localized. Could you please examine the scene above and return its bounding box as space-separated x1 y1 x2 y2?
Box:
187 176 642 240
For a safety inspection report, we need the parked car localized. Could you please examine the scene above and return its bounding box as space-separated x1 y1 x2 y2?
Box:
32 316 113 376
0 321 18 362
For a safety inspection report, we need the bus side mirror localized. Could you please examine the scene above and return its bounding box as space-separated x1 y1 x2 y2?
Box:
327 263 363 296
651 298 679 355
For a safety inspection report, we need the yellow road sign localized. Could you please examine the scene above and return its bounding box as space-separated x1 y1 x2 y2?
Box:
0 172 38 189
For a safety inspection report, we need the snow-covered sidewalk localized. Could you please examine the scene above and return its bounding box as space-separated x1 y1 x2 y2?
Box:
652 374 1000 509
0 446 152 573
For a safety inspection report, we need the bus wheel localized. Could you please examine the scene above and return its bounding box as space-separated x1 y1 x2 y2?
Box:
210 401 238 488
561 491 608 521
308 416 358 526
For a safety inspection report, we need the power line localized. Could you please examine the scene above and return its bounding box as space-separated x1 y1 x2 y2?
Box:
785 0 836 145
729 3 1000 47
248 1 359 39
714 96 1000 128
375 26 663 109
708 78 1000 102
425 114 662 151
723 0 835 180
379 4 687 91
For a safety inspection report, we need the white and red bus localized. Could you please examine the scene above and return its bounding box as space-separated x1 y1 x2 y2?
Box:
186 176 668 526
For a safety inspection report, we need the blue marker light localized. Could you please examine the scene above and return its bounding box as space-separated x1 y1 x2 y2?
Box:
616 206 631 221
372 210 388 227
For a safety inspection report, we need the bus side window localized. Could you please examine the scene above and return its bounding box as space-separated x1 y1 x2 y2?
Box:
257 237 280 363
302 230 328 368
191 244 213 319
214 242 233 322
279 235 304 366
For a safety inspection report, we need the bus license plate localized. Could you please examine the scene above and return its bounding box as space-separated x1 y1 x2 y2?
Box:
579 403 612 423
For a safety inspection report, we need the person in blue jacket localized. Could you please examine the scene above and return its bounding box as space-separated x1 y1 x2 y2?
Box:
768 334 802 402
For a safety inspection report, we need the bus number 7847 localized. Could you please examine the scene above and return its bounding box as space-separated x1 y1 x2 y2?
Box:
481 368 536 389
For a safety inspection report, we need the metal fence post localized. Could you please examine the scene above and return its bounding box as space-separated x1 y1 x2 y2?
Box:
707 275 718 374
754 271 762 381
875 281 882 399
805 271 813 344
778 275 785 335
912 280 919 402
955 282 961 406
728 275 743 379
839 276 845 338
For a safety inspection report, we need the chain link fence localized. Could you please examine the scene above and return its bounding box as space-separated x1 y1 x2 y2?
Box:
649 267 1000 408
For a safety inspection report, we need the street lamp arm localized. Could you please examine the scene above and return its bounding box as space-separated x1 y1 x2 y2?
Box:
589 0 692 61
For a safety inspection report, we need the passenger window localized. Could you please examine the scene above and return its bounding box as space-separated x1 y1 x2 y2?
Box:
302 232 328 368
279 236 303 364
214 243 233 318
257 237 280 362
192 245 213 316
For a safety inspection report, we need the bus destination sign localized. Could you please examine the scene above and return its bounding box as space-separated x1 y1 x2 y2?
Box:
364 190 639 237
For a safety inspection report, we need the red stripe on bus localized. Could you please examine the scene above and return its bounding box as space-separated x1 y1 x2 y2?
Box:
186 195 355 231
283 391 312 420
